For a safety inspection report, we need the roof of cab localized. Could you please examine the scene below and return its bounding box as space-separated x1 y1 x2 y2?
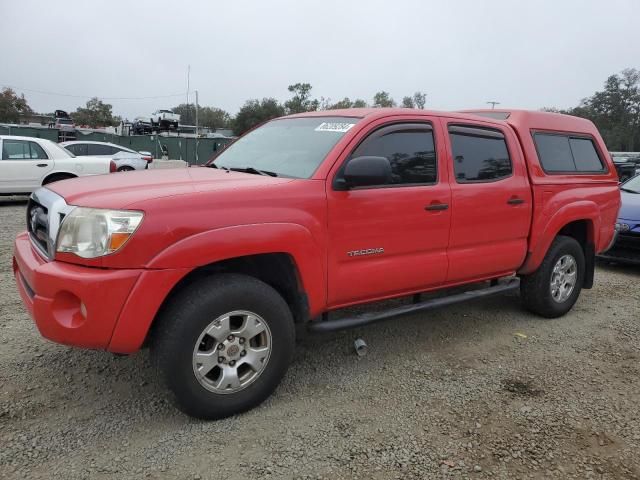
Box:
284 107 509 126
285 107 598 135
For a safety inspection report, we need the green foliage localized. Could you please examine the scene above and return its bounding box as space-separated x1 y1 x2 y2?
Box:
555 68 640 151
284 83 319 114
412 92 427 109
233 98 285 136
401 96 415 108
0 88 32 123
172 103 231 130
71 97 119 128
325 97 368 109
373 91 396 108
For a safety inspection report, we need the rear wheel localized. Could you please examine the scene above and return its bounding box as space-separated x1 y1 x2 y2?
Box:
151 274 295 420
520 235 585 318
117 166 135 172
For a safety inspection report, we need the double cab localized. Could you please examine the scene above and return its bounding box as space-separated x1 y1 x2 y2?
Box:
13 108 620 419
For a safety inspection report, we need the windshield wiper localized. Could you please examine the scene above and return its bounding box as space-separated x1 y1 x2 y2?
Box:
229 167 278 177
621 187 639 194
207 163 230 172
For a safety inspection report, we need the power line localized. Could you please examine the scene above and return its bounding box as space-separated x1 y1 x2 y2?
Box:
1 84 187 101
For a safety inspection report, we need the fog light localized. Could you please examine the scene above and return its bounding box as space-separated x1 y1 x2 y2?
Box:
615 223 630 233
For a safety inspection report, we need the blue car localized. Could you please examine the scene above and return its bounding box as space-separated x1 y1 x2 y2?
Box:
599 174 640 264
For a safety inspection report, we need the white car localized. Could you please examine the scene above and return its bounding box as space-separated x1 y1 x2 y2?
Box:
150 110 180 130
61 141 151 171
0 136 114 195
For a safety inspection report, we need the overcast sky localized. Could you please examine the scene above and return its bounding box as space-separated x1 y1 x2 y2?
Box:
2 0 639 120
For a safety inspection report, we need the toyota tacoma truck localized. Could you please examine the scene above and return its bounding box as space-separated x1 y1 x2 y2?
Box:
13 108 620 419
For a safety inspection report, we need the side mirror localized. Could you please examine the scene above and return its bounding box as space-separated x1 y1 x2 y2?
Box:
336 156 392 190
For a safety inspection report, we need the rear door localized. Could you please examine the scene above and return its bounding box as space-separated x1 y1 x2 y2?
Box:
326 119 452 307
442 120 532 282
0 139 53 193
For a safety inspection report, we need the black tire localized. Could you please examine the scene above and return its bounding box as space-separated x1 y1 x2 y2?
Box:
520 235 585 318
42 173 75 185
117 166 135 172
151 273 295 420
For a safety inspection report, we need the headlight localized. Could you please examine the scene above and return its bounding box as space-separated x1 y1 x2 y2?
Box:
56 207 144 258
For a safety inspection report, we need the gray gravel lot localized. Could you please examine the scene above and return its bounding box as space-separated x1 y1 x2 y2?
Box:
1 197 639 479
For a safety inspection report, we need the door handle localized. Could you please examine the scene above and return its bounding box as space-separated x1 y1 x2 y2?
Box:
36 163 49 167
425 202 449 211
507 197 525 205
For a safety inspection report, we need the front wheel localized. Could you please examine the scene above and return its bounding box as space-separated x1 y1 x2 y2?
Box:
151 274 295 420
520 235 585 318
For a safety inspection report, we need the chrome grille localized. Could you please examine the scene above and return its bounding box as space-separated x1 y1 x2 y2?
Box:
27 188 74 260
26 199 49 257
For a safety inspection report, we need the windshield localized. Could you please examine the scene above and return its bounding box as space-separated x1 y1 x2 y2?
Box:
57 118 73 124
622 175 640 193
213 116 360 178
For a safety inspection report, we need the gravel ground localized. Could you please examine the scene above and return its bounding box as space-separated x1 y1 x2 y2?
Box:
1 197 639 480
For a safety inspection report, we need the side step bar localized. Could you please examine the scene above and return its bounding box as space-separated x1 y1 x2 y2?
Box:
308 277 520 333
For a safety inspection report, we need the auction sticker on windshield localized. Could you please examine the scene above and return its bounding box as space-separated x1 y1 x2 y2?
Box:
315 122 356 133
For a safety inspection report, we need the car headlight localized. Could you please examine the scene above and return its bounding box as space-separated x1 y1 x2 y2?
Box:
56 207 144 258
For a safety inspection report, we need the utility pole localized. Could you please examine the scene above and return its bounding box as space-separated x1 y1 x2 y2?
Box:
195 89 199 164
487 101 500 109
186 65 190 107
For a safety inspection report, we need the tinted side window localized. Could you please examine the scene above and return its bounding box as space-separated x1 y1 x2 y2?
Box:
534 133 605 173
67 144 88 156
2 140 30 160
534 134 574 172
449 127 512 182
28 142 48 159
569 138 604 171
88 144 113 155
351 126 437 185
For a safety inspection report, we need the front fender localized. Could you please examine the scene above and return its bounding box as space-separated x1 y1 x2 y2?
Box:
146 222 326 313
519 201 598 275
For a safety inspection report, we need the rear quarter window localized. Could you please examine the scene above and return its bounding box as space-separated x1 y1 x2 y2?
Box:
533 133 605 174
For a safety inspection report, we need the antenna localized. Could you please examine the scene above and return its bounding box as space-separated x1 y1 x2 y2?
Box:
486 101 500 110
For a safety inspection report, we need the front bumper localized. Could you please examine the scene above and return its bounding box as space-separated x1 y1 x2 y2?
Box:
13 232 142 349
13 232 189 353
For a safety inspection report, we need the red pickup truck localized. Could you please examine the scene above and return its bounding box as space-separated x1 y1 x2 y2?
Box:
13 108 620 419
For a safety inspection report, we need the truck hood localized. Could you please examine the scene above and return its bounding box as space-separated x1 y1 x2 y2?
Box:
46 167 293 209
619 190 640 221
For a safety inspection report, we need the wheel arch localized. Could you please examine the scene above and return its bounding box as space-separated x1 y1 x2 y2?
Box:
519 201 598 278
108 224 326 353
42 171 77 185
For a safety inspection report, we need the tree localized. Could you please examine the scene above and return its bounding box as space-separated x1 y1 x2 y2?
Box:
0 88 32 123
373 91 396 108
232 98 285 136
71 97 118 128
284 83 319 114
172 103 231 130
561 68 640 151
326 97 368 109
199 107 231 130
412 91 427 109
172 103 196 125
401 96 415 108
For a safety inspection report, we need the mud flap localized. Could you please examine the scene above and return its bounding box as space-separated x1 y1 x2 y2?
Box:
583 243 595 289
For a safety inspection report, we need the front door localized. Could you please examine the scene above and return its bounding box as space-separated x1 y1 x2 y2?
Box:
0 139 53 193
326 121 451 308
442 120 532 282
